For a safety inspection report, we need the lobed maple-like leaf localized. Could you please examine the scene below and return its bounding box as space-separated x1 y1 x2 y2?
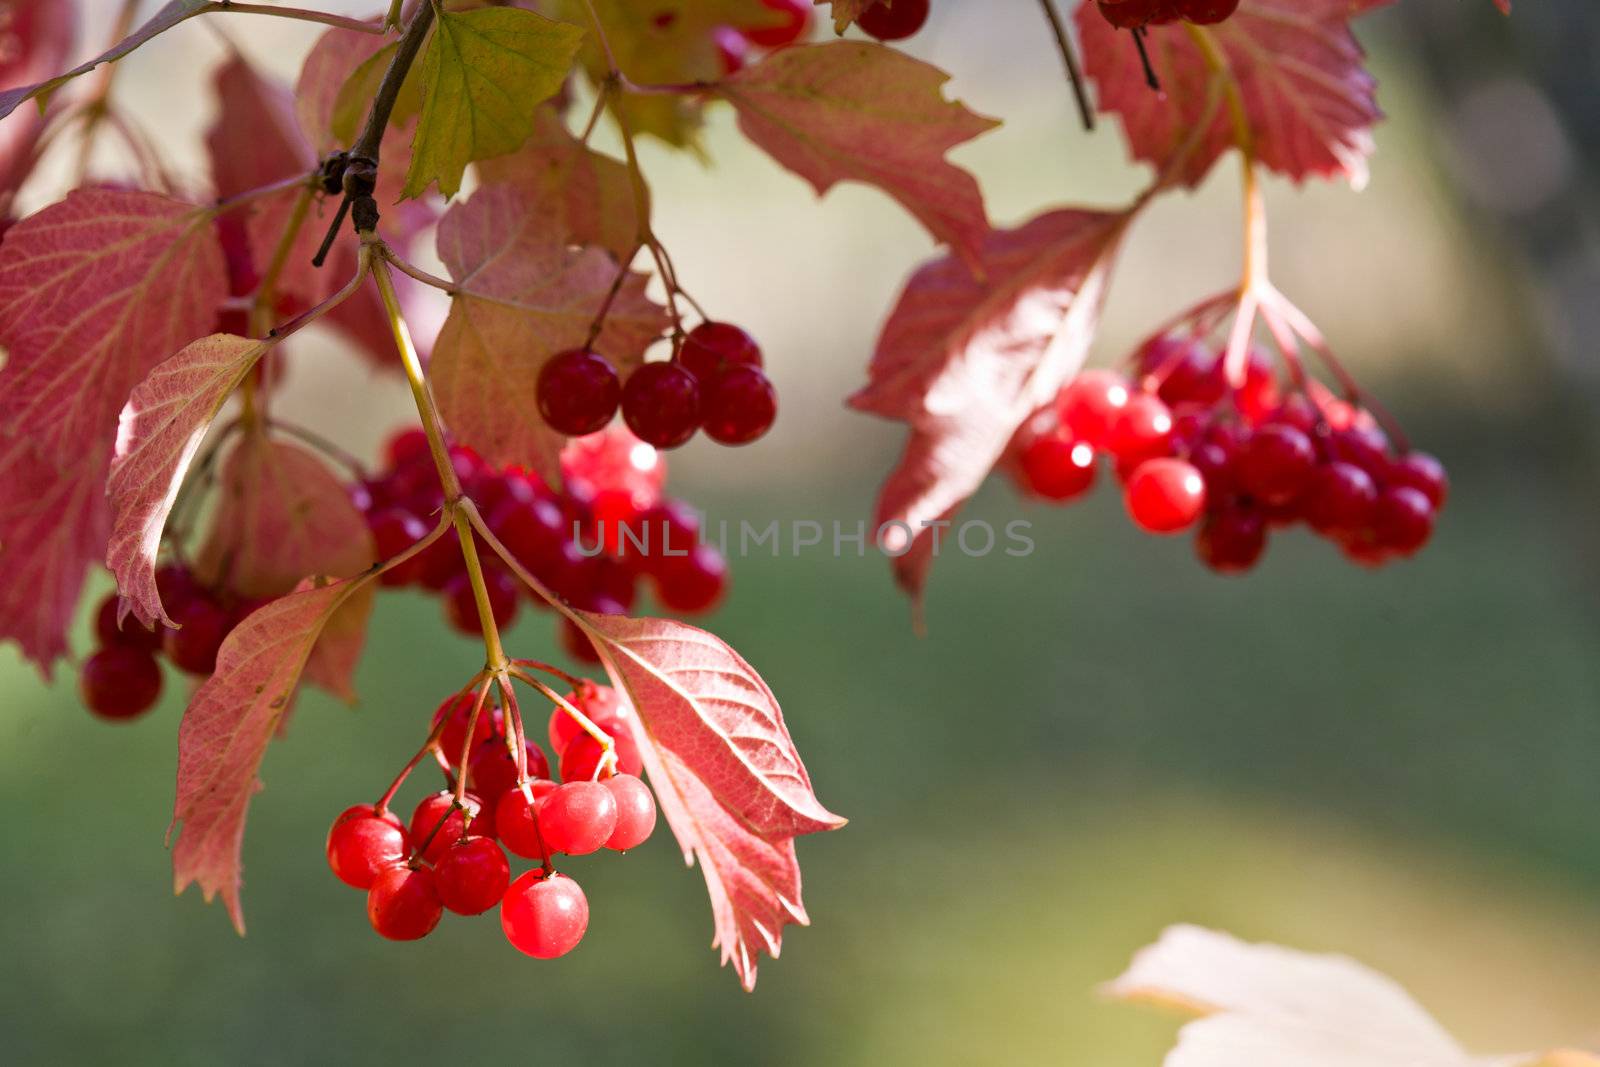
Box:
723 41 998 270
0 1 77 216
574 610 845 990
0 0 209 122
294 24 394 152
1076 0 1395 189
402 6 585 199
430 182 667 482
1108 925 1593 1067
0 189 227 465
477 106 644 265
171 573 375 933
851 209 1127 602
105 334 268 628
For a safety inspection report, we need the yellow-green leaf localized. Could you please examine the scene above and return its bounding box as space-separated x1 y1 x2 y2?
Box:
402 6 584 199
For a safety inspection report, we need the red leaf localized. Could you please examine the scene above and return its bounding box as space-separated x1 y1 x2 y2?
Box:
0 1 77 214
430 183 666 481
477 107 644 265
851 209 1127 601
0 0 207 122
0 188 224 666
0 189 226 466
723 41 998 269
0 443 110 671
574 610 845 990
105 334 266 629
197 435 373 600
171 574 374 933
1076 0 1396 188
196 434 376 701
293 25 389 153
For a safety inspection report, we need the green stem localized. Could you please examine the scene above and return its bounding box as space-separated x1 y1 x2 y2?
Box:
371 254 510 673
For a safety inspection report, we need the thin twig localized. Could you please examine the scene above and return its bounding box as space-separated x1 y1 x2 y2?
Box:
1036 0 1095 131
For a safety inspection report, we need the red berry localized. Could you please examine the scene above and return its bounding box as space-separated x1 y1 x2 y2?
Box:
1232 348 1280 424
549 683 624 754
444 568 519 637
501 871 588 959
632 499 701 576
495 782 558 858
537 781 618 856
436 837 511 915
678 321 762 381
164 595 233 675
326 805 409 889
537 349 622 437
857 0 930 40
1124 458 1207 534
622 362 702 449
1096 0 1170 29
1388 451 1448 509
1017 429 1096 502
1324 424 1391 478
1195 508 1267 574
703 365 777 446
560 727 644 782
369 508 430 586
559 616 603 664
367 865 443 941
79 646 163 721
468 736 551 803
384 427 432 470
602 774 657 851
432 691 500 766
490 494 567 573
1139 335 1225 408
1303 461 1378 537
1373 486 1435 556
654 542 727 614
1236 424 1317 506
744 0 811 47
94 594 163 652
1107 392 1175 464
1176 0 1239 23
1058 370 1130 449
409 791 487 864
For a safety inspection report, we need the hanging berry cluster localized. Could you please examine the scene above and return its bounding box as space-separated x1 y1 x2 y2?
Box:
1010 332 1449 574
541 321 777 451
327 678 656 954
358 424 729 668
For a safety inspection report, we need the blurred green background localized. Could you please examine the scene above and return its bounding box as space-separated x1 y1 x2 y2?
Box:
3 0 1599 1063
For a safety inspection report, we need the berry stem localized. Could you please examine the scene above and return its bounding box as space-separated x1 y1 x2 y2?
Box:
1035 0 1095 132
377 688 464 812
510 666 617 770
510 659 583 689
371 254 511 673
451 677 498 807
241 182 316 424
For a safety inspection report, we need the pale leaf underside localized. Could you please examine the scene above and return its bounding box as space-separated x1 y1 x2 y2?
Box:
575 610 844 990
851 209 1128 601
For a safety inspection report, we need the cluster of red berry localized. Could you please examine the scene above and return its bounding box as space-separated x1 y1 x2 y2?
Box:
78 565 258 722
327 682 656 955
1094 0 1239 29
1010 334 1449 573
537 321 776 451
358 425 728 663
713 0 931 74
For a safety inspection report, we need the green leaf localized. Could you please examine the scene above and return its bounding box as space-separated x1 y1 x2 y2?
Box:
402 6 585 199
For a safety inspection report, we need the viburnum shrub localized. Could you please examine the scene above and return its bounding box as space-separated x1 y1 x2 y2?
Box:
0 0 1506 991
